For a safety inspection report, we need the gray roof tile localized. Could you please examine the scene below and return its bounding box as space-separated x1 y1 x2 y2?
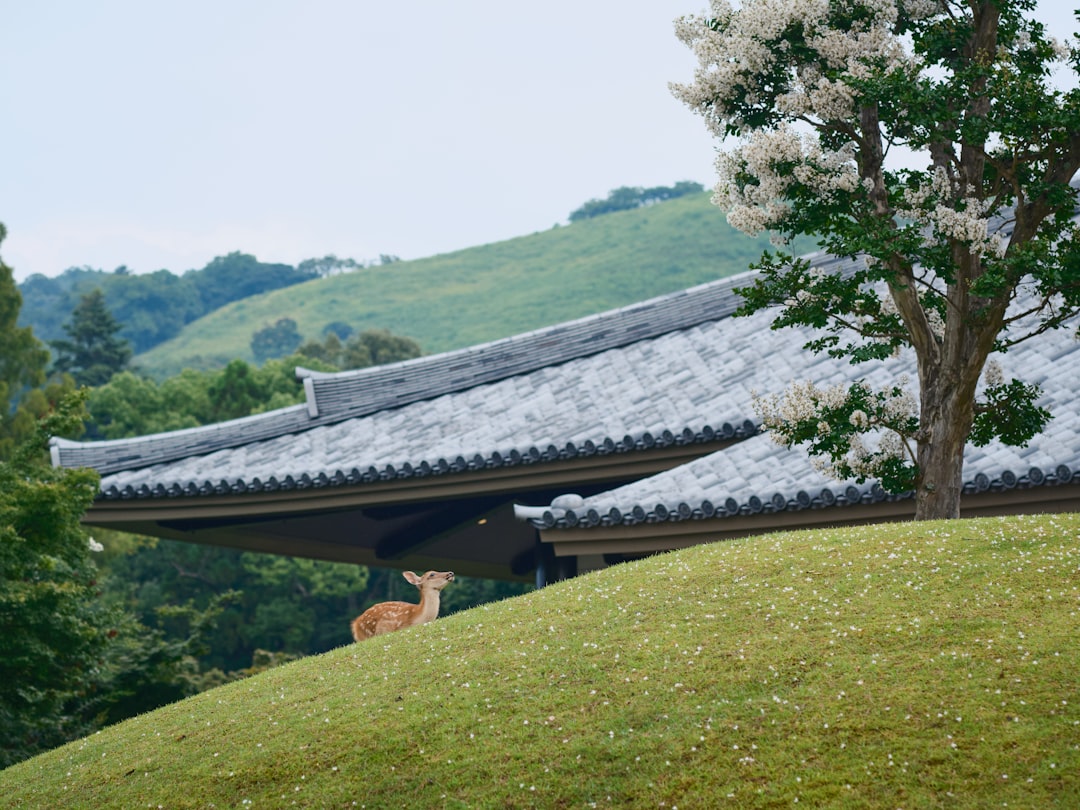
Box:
530 319 1080 530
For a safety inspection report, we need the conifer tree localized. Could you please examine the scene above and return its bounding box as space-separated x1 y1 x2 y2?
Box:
51 289 132 386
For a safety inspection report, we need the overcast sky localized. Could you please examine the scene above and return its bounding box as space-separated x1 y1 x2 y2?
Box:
3 1 1077 281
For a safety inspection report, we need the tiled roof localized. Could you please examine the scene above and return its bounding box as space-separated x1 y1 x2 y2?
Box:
519 291 1080 530
520 417 1079 531
52 261 810 478
59 256 859 494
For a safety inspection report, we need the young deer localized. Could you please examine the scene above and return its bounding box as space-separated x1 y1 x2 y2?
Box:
350 570 455 642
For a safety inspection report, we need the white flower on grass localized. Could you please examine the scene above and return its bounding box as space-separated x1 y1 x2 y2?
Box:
88 537 104 553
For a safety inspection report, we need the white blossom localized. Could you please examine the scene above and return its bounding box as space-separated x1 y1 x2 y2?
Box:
881 375 917 423
671 0 919 133
899 0 942 20
924 306 945 339
713 124 860 235
754 375 916 483
983 359 1005 387
1049 37 1073 61
672 0 908 237
849 410 870 429
894 172 1006 257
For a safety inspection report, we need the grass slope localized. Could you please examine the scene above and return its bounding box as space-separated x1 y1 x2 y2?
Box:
4 514 1078 808
135 194 809 378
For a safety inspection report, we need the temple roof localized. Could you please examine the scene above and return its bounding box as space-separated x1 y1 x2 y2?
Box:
52 241 1080 579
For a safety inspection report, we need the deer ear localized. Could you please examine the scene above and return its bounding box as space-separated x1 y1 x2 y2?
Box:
402 571 422 586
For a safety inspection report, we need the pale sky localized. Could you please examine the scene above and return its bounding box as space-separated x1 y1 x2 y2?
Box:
3 1 1077 281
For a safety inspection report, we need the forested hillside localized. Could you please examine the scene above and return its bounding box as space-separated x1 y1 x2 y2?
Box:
18 192 811 378
134 192 811 377
16 252 328 354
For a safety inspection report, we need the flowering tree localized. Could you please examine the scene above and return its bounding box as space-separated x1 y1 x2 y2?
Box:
673 0 1080 519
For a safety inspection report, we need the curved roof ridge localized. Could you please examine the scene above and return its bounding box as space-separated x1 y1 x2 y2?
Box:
295 259 836 422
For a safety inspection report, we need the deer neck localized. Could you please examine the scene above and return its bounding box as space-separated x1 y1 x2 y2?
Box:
415 589 441 624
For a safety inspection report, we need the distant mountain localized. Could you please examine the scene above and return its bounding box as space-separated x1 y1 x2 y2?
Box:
133 193 813 379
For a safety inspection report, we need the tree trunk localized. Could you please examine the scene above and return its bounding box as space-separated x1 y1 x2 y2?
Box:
914 368 981 521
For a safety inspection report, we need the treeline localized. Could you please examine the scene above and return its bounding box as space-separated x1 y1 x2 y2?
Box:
16 251 390 356
568 181 704 222
19 184 704 364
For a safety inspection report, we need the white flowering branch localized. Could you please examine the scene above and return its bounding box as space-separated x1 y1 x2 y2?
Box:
753 377 919 491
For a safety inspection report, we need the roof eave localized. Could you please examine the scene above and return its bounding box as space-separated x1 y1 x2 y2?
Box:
539 482 1080 558
83 439 746 525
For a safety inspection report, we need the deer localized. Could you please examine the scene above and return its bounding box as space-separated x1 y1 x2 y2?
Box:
350 570 455 642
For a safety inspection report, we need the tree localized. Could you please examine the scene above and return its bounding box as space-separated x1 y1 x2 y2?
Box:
296 255 360 278
0 223 50 457
322 321 355 341
348 328 422 367
50 289 132 386
568 182 705 221
673 0 1080 520
296 327 422 370
15 267 103 346
250 317 303 364
188 252 313 313
101 269 204 353
207 359 267 421
0 391 105 767
85 370 205 439
296 332 344 367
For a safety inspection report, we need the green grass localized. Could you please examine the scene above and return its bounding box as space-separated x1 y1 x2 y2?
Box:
4 513 1079 808
134 194 814 377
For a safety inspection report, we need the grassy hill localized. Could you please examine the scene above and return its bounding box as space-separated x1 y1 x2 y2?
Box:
3 514 1078 808
135 193 811 378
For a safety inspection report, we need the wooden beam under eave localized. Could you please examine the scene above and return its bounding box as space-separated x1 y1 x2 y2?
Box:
87 515 531 581
375 496 508 560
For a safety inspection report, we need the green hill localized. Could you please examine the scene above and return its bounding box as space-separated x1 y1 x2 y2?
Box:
135 193 809 378
4 514 1078 808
